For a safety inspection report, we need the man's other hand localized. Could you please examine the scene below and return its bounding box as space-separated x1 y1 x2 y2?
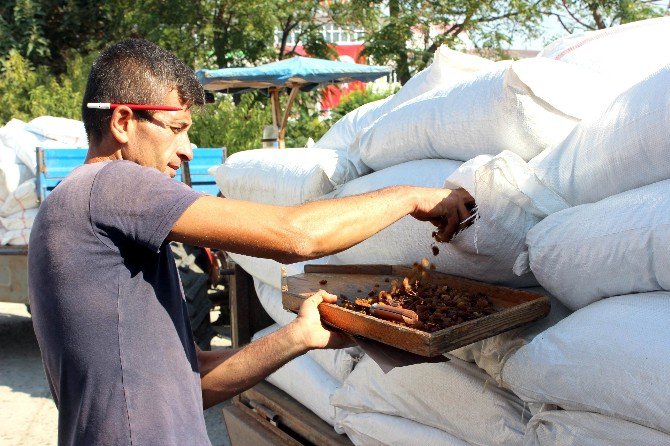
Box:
289 290 353 350
410 187 475 243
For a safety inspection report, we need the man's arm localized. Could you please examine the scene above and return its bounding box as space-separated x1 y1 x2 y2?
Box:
197 291 350 409
169 186 473 263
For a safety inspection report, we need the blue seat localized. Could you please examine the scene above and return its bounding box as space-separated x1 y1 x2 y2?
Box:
36 147 226 202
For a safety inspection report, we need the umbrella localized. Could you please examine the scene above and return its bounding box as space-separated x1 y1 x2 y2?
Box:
196 56 391 148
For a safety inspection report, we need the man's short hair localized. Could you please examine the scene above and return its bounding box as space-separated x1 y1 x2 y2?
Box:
82 39 204 145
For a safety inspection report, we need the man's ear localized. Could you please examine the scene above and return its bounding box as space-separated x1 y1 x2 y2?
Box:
109 106 134 144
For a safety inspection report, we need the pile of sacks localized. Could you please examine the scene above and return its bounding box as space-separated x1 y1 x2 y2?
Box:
213 16 670 445
0 116 87 245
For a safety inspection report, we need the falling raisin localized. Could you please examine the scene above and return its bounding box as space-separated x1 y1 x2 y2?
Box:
319 279 327 285
432 245 440 256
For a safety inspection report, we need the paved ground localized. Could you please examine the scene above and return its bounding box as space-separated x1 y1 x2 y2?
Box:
0 302 231 446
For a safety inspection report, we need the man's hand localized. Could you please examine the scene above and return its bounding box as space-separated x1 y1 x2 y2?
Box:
289 290 353 350
410 187 475 243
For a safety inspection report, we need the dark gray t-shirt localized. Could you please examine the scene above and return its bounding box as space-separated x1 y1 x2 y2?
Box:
29 160 209 446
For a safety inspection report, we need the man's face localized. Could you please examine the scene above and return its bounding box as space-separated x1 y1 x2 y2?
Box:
124 89 193 178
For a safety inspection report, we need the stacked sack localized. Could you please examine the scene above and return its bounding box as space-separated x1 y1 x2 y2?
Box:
213 17 670 445
0 116 87 245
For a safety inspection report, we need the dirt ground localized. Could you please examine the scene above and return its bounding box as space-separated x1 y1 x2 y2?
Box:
0 302 231 446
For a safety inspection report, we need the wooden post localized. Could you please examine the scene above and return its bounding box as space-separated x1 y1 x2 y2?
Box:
278 85 300 149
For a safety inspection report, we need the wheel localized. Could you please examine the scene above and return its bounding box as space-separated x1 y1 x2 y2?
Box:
170 242 218 350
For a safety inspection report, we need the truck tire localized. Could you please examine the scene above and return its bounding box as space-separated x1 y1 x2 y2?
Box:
170 242 217 350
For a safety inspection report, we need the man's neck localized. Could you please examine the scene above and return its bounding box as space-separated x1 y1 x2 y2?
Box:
85 138 123 165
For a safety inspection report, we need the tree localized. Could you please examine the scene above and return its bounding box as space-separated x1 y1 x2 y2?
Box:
548 0 668 32
333 0 552 85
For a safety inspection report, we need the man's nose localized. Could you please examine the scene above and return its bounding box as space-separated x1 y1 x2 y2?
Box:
176 137 194 161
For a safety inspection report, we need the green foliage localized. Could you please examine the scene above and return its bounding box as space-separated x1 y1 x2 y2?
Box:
329 86 396 122
550 0 668 32
0 50 91 125
285 91 330 148
190 92 271 155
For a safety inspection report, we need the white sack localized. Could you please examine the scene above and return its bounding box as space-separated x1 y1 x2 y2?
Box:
524 410 670 446
228 251 332 290
332 355 527 446
254 279 361 383
0 208 39 231
0 142 32 200
502 292 670 434
450 287 571 384
1 228 31 246
387 46 495 109
325 158 537 286
314 98 391 176
530 63 670 207
358 58 614 171
252 325 340 425
316 97 389 151
0 118 85 174
337 411 468 446
527 180 670 310
228 252 283 289
253 278 296 326
446 152 570 284
0 180 39 217
25 116 87 147
214 148 355 205
539 16 670 94
315 46 495 175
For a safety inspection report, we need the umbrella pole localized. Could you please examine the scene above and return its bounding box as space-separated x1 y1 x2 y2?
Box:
278 85 300 149
269 88 282 148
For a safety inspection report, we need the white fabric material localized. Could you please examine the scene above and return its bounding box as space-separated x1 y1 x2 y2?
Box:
337 411 469 446
213 148 356 205
325 158 536 286
0 180 38 217
450 287 572 384
527 180 670 311
502 292 670 434
524 410 670 446
25 116 87 146
253 282 359 383
332 355 527 446
539 16 670 95
252 324 340 425
358 58 614 170
530 63 670 207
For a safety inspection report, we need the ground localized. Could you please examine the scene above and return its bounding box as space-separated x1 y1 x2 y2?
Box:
0 302 232 446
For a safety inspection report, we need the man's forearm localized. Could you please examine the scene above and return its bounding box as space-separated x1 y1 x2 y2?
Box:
170 186 471 263
285 185 419 260
198 321 309 409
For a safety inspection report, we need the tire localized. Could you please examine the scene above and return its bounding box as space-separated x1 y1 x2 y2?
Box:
170 242 217 350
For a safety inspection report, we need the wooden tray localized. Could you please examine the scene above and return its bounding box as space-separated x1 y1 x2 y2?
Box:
282 264 550 357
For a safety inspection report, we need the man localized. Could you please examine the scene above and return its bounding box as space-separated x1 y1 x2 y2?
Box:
29 39 474 445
